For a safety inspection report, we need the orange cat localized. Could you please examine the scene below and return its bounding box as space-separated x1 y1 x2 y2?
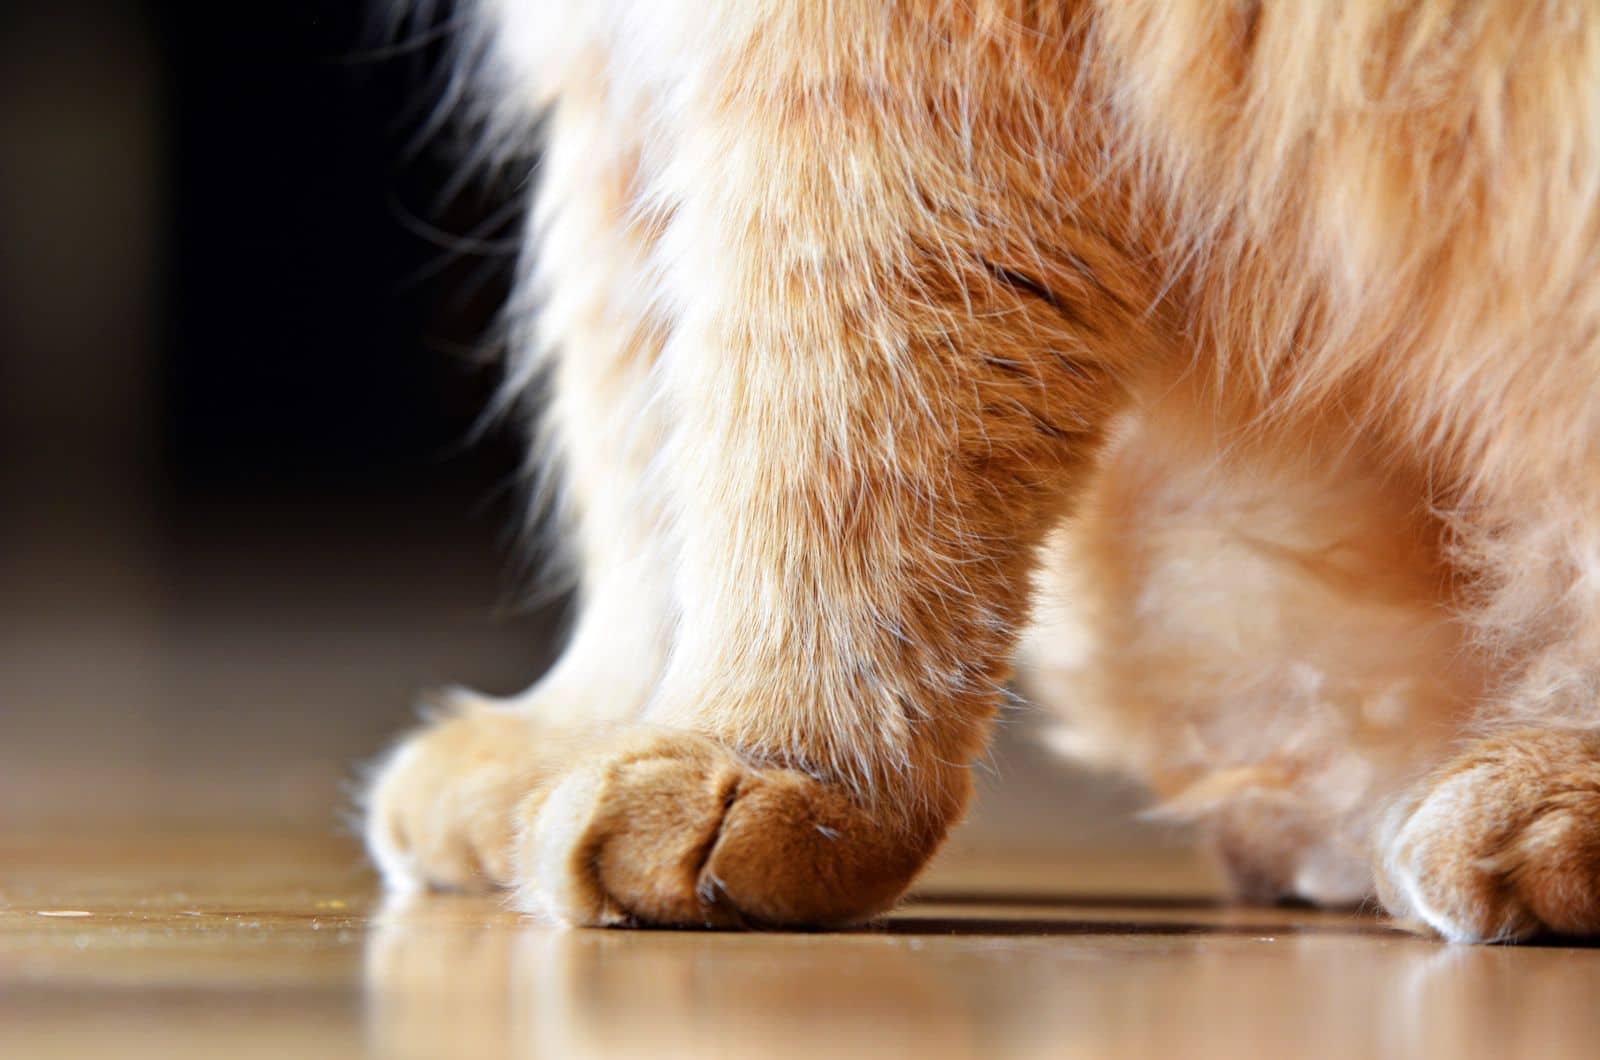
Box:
366 1 1600 942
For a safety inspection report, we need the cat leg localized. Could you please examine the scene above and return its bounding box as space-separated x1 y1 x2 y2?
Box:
365 69 675 893
509 7 1153 927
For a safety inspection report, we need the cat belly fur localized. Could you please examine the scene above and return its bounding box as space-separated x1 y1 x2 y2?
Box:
1018 381 1491 904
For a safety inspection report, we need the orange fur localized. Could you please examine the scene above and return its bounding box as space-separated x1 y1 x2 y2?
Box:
367 1 1600 940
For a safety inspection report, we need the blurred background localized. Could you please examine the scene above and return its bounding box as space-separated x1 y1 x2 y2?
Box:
0 0 556 837
0 0 1157 864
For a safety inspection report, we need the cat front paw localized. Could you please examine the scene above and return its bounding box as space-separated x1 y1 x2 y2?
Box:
365 700 583 893
1376 729 1600 942
513 729 939 928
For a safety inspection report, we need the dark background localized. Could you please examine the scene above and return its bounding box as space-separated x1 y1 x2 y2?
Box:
2 0 531 536
0 0 1146 855
2 0 524 506
157 0 518 499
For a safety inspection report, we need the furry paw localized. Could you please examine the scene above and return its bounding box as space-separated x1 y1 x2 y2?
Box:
1376 729 1600 942
365 702 587 892
514 730 936 928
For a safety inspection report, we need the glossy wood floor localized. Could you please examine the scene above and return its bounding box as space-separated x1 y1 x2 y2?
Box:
6 513 1600 1059
5 829 1600 1060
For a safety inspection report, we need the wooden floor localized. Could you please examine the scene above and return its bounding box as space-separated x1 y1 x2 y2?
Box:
6 513 1600 1059
4 832 1599 1060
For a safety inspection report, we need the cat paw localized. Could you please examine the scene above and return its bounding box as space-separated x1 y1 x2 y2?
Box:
513 729 938 928
365 700 584 893
1376 729 1600 942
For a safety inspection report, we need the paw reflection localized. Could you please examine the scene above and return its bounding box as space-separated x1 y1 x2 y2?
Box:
363 892 1599 1059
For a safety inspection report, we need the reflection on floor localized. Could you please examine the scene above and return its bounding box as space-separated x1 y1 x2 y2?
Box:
4 833 1599 1060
